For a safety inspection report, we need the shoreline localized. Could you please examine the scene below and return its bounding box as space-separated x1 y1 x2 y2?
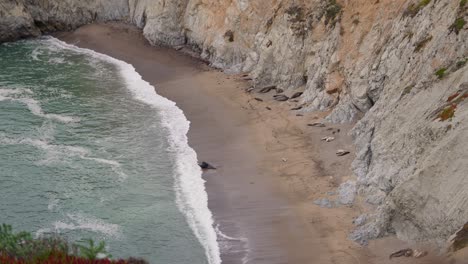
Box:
55 22 452 264
44 38 221 263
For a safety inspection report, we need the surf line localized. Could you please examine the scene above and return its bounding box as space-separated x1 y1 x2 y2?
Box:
45 37 221 264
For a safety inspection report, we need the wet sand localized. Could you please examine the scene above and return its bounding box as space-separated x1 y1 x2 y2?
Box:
55 22 456 264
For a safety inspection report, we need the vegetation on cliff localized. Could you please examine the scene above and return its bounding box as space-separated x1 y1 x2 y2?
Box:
0 224 147 264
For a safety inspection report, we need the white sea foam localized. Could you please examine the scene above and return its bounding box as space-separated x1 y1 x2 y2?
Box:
48 57 66 64
47 198 60 211
31 47 44 61
81 157 120 166
0 88 80 123
0 88 33 101
214 224 247 242
18 97 80 123
43 37 222 264
0 132 125 179
215 224 250 264
81 156 127 180
37 213 120 238
56 213 121 236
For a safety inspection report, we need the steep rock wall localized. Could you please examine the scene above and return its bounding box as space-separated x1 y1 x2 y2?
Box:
131 0 467 247
0 0 467 249
0 0 128 42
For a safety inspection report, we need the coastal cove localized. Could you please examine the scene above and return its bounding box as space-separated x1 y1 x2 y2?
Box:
1 2 467 260
54 23 459 264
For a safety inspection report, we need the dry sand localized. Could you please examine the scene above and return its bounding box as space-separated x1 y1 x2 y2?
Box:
55 22 458 264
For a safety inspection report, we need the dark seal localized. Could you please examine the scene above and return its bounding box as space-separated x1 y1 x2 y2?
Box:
198 161 216 170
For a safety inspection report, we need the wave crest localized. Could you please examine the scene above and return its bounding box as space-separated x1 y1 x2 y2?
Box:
43 37 221 264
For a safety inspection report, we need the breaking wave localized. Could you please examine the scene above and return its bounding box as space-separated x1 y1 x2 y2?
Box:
44 37 221 264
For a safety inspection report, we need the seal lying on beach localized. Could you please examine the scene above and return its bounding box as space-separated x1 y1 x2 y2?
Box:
291 92 303 99
198 161 217 170
273 94 289 101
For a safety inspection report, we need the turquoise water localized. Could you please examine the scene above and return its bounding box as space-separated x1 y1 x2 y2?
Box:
0 38 220 263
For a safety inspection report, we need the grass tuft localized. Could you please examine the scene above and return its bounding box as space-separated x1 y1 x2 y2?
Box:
435 68 447 79
405 0 431 17
450 18 466 34
0 224 147 264
325 0 342 26
455 58 467 69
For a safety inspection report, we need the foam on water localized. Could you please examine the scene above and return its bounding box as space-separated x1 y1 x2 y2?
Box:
80 157 127 181
47 198 60 211
44 37 221 264
37 213 121 238
48 57 66 64
81 157 121 166
0 131 126 179
0 88 31 101
0 87 33 96
0 88 80 123
215 224 250 264
19 98 80 123
31 47 43 61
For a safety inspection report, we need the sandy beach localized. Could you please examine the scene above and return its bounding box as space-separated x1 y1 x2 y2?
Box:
54 22 454 264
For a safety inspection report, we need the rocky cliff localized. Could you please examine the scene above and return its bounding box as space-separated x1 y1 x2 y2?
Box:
0 0 128 42
1 0 467 250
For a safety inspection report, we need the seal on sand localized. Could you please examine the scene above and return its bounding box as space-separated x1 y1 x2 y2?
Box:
198 161 217 170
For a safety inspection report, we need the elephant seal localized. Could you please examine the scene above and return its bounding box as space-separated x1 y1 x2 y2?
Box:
199 161 216 170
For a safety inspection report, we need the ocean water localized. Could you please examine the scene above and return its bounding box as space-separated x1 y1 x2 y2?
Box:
0 38 220 264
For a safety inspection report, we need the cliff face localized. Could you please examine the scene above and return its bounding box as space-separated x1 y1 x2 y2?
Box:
121 0 468 248
0 0 128 42
1 0 467 249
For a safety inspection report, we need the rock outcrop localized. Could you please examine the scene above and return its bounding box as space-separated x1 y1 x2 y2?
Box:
0 0 467 249
0 0 128 42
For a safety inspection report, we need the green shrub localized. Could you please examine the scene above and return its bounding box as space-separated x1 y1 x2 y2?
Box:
461 0 467 8
456 58 467 69
405 0 431 16
76 239 110 260
435 68 447 79
0 224 70 261
285 5 304 24
325 0 342 26
0 224 147 263
450 18 466 34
